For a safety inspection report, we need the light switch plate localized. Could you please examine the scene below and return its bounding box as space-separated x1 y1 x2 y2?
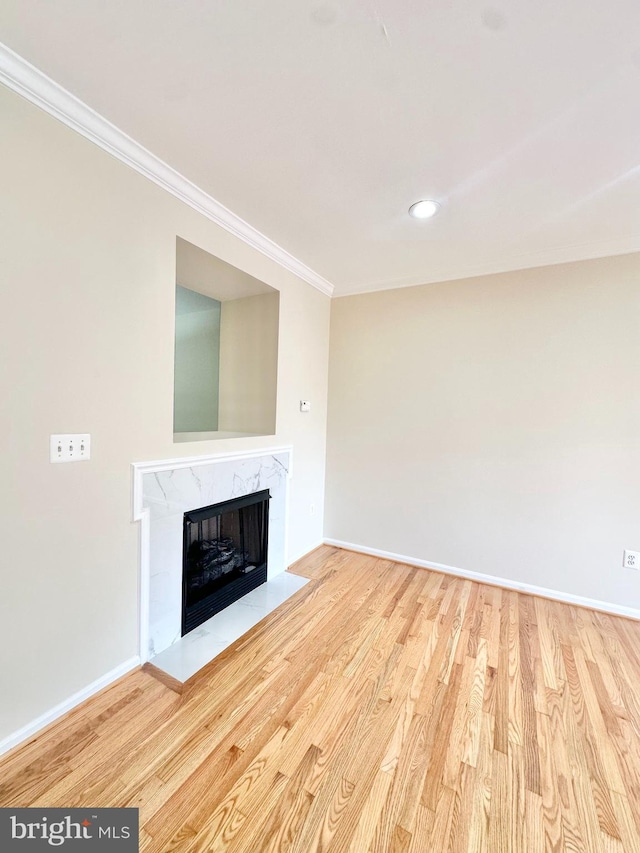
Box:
300 400 311 412
50 434 91 463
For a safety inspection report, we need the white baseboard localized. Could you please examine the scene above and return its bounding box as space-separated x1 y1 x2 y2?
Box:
324 538 640 622
0 656 141 758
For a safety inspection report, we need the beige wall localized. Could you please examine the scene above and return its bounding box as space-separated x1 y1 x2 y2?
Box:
219 293 279 434
0 85 330 743
325 254 640 609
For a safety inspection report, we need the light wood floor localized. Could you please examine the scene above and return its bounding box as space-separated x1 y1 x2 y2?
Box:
2 546 640 852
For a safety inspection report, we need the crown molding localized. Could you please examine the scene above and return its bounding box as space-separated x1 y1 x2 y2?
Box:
0 41 334 298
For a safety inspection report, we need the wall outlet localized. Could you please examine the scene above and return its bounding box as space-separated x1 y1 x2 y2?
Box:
623 550 639 570
50 434 91 463
310 503 315 516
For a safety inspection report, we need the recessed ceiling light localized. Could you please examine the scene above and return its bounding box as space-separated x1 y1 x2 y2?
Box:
408 199 441 219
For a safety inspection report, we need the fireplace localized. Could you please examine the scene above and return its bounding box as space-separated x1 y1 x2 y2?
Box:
134 447 290 660
182 489 270 635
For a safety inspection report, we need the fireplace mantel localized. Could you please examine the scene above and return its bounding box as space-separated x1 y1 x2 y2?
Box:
132 446 292 661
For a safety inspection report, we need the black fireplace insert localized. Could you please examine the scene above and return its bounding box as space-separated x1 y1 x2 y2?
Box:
182 489 269 635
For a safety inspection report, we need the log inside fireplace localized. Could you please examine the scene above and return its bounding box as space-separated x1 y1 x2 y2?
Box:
182 490 269 635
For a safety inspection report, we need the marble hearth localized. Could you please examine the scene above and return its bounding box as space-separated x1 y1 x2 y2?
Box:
132 447 301 676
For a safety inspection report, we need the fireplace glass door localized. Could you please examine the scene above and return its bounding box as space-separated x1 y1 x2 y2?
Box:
182 490 269 635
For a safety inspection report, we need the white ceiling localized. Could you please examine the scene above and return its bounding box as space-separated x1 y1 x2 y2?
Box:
1 0 639 296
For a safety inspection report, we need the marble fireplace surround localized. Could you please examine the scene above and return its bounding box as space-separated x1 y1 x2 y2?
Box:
132 446 292 663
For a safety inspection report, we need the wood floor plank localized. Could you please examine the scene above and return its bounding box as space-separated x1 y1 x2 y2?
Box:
420 662 464 811
429 785 456 851
233 745 319 853
483 586 502 672
535 596 560 690
518 594 542 796
507 590 524 748
525 790 545 853
558 668 620 844
447 761 477 853
488 749 510 853
493 593 510 753
406 805 434 853
2 546 640 851
508 744 527 853
536 710 564 852
610 790 640 853
545 682 590 853
460 638 488 768
346 768 394 853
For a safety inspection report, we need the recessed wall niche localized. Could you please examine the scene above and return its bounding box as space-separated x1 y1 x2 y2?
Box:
173 237 279 441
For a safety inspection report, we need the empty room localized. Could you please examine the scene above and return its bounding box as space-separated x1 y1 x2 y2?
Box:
1 2 639 851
